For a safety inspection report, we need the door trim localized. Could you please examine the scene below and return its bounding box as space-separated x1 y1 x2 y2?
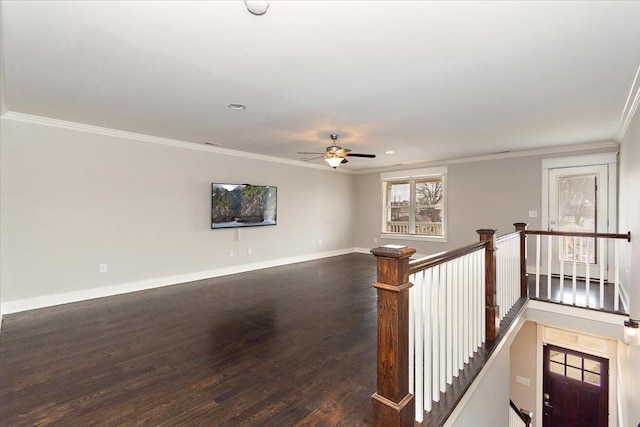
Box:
535 323 618 427
541 153 617 235
540 153 618 281
542 344 609 427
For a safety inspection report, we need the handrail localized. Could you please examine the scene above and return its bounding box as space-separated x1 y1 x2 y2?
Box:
496 230 521 244
525 229 630 242
409 241 487 274
509 400 532 426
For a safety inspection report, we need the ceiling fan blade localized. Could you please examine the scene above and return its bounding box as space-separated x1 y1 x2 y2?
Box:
341 158 349 164
346 153 376 158
297 151 326 155
301 155 325 162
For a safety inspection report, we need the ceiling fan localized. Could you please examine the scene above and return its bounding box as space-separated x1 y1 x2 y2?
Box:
297 134 376 169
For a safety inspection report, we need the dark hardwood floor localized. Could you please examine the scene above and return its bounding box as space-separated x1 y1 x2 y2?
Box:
0 254 378 426
527 274 623 313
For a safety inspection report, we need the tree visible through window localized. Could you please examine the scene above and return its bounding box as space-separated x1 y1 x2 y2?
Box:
382 168 446 237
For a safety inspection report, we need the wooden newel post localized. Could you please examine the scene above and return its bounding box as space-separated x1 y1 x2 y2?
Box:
370 245 416 427
477 229 499 343
514 223 529 298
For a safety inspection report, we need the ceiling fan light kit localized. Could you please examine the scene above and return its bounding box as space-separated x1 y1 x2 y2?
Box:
324 156 343 169
298 133 376 169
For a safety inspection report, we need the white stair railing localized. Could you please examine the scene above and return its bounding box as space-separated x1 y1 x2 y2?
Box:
526 230 630 312
496 232 522 321
408 244 486 422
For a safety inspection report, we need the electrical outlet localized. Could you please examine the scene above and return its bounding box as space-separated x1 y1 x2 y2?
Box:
248 247 253 255
374 237 378 244
99 264 108 273
516 375 530 386
318 239 322 246
229 250 234 257
529 210 538 218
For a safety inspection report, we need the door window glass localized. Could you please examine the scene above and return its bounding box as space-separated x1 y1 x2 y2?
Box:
546 347 603 386
557 174 597 263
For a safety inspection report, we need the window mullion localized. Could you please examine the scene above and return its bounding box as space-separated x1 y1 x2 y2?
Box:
409 179 416 234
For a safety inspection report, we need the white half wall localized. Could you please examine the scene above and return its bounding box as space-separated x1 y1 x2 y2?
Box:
0 118 355 312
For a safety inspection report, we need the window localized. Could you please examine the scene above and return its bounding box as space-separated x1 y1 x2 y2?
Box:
548 348 603 387
381 167 447 239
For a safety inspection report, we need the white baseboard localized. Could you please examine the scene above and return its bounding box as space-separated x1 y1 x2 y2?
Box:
354 247 374 254
0 248 359 315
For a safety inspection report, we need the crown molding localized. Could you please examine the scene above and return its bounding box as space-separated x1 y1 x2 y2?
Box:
0 111 356 174
354 140 619 175
617 62 640 142
1 111 616 176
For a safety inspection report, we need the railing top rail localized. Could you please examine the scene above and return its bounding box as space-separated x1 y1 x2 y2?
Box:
510 400 532 425
408 240 487 274
525 229 630 242
495 230 521 244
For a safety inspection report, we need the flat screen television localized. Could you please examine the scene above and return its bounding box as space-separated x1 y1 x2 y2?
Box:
211 183 277 229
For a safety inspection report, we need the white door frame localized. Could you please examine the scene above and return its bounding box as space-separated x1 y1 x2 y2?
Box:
541 153 618 280
535 323 618 427
542 153 617 233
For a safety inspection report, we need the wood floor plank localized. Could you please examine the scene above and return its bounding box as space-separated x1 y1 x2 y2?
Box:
0 254 377 426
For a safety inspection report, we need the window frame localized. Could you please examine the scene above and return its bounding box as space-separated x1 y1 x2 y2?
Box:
380 166 448 242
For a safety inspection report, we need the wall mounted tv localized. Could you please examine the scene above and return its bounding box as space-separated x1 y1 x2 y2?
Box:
211 183 277 229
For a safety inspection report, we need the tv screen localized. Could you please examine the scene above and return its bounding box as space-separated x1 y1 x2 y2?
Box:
211 183 277 229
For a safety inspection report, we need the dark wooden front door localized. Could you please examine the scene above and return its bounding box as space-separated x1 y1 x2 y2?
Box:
543 344 608 427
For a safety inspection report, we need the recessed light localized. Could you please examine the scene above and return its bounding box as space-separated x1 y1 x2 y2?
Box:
245 0 269 16
228 104 246 111
385 150 395 154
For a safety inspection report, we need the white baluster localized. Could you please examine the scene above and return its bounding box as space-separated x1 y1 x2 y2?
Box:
536 235 541 298
446 261 453 385
414 270 425 419
615 239 620 311
572 236 577 304
585 237 591 307
599 238 605 309
547 235 552 300
559 236 565 303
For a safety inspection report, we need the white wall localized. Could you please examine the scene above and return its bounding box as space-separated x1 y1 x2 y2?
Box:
448 345 511 427
510 321 537 419
618 104 640 427
0 118 355 312
354 147 618 256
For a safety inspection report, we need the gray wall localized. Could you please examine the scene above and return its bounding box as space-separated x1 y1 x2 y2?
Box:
354 147 617 256
0 119 354 306
446 321 524 427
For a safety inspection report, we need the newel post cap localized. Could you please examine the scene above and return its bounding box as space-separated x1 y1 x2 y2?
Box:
370 245 416 259
476 228 498 235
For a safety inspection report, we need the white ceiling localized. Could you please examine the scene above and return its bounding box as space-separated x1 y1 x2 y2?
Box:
2 1 640 170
